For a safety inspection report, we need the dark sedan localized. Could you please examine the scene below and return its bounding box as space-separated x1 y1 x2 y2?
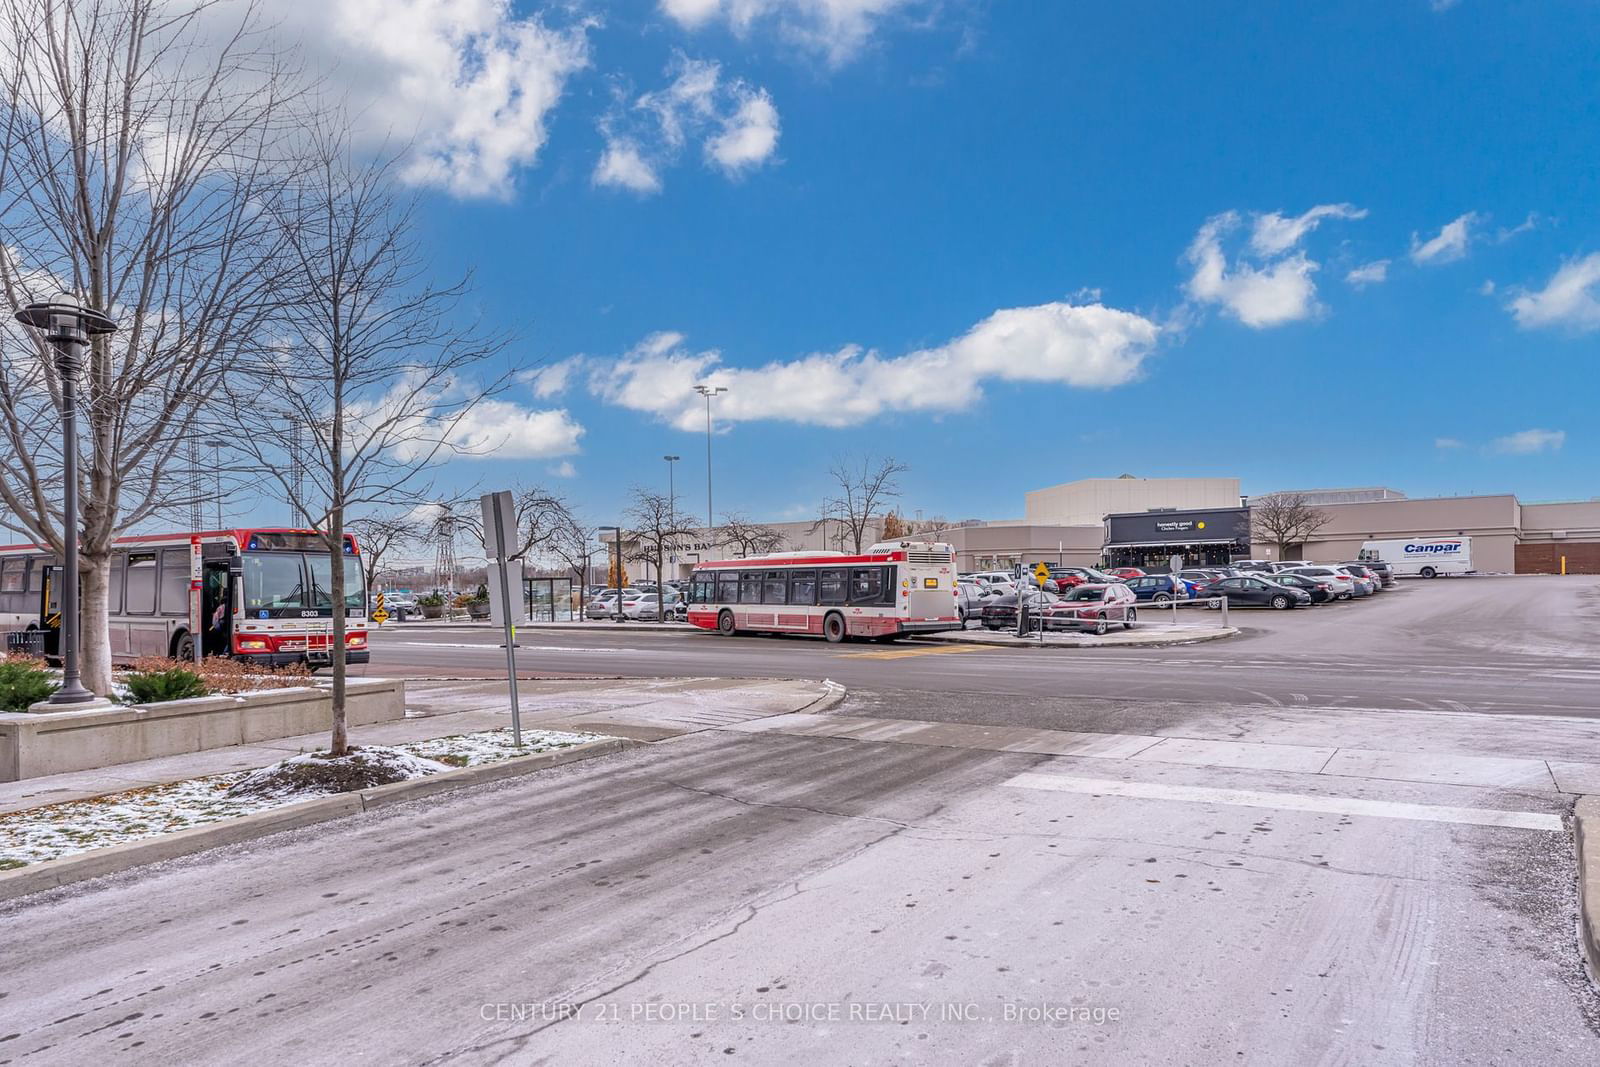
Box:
1265 572 1335 604
1204 575 1312 610
980 589 1058 630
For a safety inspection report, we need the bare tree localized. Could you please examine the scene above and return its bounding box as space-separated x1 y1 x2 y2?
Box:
624 487 699 622
717 511 785 557
545 517 595 619
817 454 907 553
453 484 576 562
1251 493 1332 559
0 0 302 693
222 125 510 755
348 514 421 596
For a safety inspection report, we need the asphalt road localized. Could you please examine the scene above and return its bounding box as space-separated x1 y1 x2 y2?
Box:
5 575 1600 1064
361 576 1600 718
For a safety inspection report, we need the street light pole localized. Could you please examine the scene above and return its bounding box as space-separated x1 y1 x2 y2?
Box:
663 454 680 585
14 294 119 705
694 384 727 531
204 438 225 528
599 525 622 621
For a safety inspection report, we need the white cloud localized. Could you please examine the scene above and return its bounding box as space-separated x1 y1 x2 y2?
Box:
705 87 781 175
1479 279 1496 296
520 357 585 399
659 0 919 64
1434 437 1464 449
594 57 780 193
1184 205 1364 328
592 301 1161 429
548 460 578 478
593 139 662 193
1410 212 1479 265
1490 428 1565 455
1250 204 1366 256
248 0 592 200
441 401 585 458
1508 253 1600 332
1346 260 1390 288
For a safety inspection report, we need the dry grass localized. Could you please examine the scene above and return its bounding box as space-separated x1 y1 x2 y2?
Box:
122 656 313 694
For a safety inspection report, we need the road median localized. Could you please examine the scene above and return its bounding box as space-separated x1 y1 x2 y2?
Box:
0 737 636 904
1575 795 1600 986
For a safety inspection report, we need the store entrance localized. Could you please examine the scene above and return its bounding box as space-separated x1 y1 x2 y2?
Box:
1105 543 1237 573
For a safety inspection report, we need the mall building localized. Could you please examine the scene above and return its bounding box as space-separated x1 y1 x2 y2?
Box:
615 475 1600 580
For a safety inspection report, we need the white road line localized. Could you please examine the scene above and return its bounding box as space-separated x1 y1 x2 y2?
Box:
1003 772 1563 832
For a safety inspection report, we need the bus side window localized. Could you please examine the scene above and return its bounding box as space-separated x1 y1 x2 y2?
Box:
882 566 897 605
716 573 738 604
763 570 788 604
849 568 882 605
159 548 189 616
819 569 847 605
108 553 125 614
126 553 157 614
789 570 816 606
739 571 762 604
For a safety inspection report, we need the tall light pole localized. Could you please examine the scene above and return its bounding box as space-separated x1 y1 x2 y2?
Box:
694 384 727 530
14 294 118 705
599 525 622 621
663 454 679 582
204 438 225 528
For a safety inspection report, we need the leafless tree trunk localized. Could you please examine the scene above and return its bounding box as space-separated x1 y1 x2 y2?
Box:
817 454 906 554
222 124 510 755
454 484 576 562
545 518 594 620
1251 493 1332 559
625 488 699 622
716 512 785 557
0 0 301 693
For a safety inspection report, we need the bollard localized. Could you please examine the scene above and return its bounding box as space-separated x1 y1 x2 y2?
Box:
1220 596 1229 628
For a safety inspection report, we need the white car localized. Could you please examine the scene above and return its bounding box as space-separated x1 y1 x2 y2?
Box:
1283 566 1363 600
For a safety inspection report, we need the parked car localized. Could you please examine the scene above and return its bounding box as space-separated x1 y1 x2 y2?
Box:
1330 566 1377 596
1205 575 1312 610
1106 567 1146 580
1123 574 1197 602
1265 572 1335 604
1338 562 1384 592
1232 560 1276 573
956 579 988 625
635 591 684 622
1345 559 1395 587
1340 561 1391 589
585 588 646 618
1281 567 1361 600
1051 566 1122 588
1042 583 1139 634
980 588 1058 630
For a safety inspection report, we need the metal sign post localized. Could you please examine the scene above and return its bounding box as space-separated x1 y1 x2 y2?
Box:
481 491 523 747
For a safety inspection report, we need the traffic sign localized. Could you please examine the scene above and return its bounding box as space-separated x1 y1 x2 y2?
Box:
1033 562 1051 584
372 592 388 625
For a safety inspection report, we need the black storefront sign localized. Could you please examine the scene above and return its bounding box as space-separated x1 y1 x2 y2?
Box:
1103 507 1252 571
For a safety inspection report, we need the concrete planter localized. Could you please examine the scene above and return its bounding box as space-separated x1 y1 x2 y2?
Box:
0 679 406 782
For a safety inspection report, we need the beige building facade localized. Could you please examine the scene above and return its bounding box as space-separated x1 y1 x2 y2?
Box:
1025 476 1240 526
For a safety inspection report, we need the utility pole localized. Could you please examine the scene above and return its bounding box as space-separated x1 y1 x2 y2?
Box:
664 454 680 580
694 384 727 530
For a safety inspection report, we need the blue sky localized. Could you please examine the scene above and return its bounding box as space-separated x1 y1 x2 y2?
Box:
295 0 1600 527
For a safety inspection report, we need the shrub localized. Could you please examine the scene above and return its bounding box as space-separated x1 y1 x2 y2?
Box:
417 592 445 607
0 659 57 712
123 665 208 704
123 655 312 696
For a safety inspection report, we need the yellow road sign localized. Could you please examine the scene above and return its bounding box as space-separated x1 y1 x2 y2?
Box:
371 607 389 624
1033 562 1051 583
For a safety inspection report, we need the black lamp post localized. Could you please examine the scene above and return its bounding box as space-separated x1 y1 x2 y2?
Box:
14 293 119 704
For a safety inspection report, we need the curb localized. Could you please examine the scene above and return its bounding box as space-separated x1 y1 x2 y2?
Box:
1575 795 1600 986
921 627 1239 650
0 737 636 904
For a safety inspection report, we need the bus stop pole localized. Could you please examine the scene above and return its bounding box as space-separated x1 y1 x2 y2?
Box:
486 497 522 747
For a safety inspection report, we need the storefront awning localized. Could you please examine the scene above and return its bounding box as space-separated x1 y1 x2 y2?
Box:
1103 538 1242 548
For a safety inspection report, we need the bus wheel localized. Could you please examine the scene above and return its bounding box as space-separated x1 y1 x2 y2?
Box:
1420 566 1437 579
172 631 195 662
717 610 736 636
823 612 847 643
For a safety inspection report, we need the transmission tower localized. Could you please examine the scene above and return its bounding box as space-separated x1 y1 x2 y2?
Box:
432 508 458 594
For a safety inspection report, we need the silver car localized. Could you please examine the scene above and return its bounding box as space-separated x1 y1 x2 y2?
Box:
1283 567 1363 600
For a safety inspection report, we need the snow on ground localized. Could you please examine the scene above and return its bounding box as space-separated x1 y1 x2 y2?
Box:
0 727 607 868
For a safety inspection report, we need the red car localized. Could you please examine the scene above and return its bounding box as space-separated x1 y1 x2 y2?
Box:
1042 583 1139 635
1106 567 1145 580
1052 566 1124 588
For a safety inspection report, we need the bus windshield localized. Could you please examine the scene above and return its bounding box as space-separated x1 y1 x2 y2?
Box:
240 552 365 616
307 554 366 613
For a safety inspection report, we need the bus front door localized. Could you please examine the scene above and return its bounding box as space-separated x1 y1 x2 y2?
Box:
37 564 61 658
202 561 232 657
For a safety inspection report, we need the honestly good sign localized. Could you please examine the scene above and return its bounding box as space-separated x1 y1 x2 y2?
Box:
1105 507 1251 546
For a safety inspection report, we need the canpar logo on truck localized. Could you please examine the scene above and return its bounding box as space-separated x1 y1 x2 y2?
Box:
1403 542 1462 554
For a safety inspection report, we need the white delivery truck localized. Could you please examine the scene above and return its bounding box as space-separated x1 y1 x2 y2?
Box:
1359 537 1472 578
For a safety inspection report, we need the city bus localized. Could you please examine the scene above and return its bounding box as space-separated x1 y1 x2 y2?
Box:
0 527 368 667
685 540 960 642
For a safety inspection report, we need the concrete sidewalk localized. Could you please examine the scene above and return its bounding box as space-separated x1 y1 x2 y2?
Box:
924 623 1237 648
0 676 833 816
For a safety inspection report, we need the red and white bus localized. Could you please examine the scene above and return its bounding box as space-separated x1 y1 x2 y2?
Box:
0 527 368 667
685 541 960 642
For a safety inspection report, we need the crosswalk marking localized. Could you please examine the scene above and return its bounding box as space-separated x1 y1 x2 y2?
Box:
1003 772 1563 831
